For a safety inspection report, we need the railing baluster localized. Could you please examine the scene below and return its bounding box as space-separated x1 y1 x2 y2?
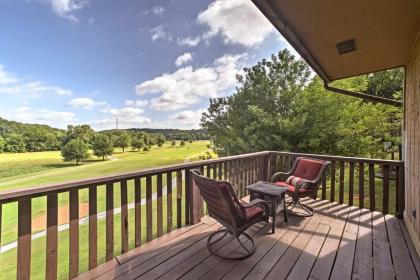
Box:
0 204 2 252
218 162 223 180
185 169 191 225
396 165 405 217
321 176 326 200
212 164 217 179
134 177 141 247
17 199 31 280
369 164 376 211
157 174 163 237
88 187 97 270
224 161 228 180
359 163 365 208
383 165 390 214
146 175 153 242
349 162 354 206
120 180 128 253
339 161 345 204
330 161 336 202
69 190 79 278
105 182 114 261
176 171 182 228
166 172 172 233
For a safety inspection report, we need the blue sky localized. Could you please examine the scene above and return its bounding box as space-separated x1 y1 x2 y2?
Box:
0 0 293 130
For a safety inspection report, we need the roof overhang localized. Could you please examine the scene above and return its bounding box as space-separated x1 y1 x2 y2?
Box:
252 0 420 83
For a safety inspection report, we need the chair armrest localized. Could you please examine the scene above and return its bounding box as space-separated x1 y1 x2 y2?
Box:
270 171 291 182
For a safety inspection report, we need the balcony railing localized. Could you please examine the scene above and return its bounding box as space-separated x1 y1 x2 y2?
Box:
0 151 404 279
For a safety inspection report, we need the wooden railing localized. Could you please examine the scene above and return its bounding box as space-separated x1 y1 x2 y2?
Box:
269 152 405 217
0 151 269 280
0 151 405 279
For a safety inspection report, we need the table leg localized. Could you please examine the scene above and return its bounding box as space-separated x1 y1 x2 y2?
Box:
271 198 276 234
283 193 288 223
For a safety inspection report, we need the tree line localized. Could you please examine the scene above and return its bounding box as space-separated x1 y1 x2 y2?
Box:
201 49 402 159
0 118 207 154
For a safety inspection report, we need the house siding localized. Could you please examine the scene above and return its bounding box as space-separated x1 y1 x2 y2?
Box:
405 31 420 254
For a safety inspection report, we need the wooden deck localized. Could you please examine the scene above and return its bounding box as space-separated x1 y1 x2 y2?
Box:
77 198 420 280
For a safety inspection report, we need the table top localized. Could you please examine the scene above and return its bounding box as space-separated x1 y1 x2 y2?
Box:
246 181 288 197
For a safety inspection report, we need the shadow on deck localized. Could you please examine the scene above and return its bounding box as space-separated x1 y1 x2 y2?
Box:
76 198 420 280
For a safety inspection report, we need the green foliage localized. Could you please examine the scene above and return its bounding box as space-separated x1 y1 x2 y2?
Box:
62 125 95 146
143 146 150 152
171 140 176 146
180 140 186 146
92 134 114 160
0 136 4 152
61 139 90 165
156 134 166 147
202 49 402 158
365 68 403 99
132 137 145 151
4 134 26 153
114 132 131 152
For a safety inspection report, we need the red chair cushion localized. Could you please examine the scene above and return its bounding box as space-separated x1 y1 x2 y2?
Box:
274 181 307 193
244 205 264 219
293 158 324 180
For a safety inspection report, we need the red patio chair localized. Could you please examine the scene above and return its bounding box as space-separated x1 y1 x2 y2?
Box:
271 157 330 217
191 169 269 259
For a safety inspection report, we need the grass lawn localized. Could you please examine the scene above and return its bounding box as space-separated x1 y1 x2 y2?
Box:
0 141 212 245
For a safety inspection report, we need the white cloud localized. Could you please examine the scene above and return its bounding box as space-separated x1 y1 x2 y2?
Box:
49 0 89 22
151 6 165 15
197 0 274 47
149 25 172 42
124 99 149 107
68 97 107 110
169 109 205 129
90 106 151 130
175 52 193 67
0 65 17 85
135 53 247 111
176 36 201 47
0 65 74 98
6 107 76 129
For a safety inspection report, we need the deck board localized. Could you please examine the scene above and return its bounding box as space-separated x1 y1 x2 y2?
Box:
76 199 420 280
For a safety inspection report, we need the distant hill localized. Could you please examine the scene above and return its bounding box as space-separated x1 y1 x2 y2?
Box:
0 117 64 136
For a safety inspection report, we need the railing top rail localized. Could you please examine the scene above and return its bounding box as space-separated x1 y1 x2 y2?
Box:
0 151 270 204
271 151 404 166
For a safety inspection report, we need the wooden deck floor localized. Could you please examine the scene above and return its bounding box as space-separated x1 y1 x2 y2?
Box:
77 199 420 280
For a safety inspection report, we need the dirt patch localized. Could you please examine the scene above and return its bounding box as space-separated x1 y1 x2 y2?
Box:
32 202 89 232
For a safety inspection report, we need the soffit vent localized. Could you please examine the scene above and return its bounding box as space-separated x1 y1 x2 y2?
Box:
336 39 356 55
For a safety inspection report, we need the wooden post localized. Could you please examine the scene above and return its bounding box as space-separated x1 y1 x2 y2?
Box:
105 183 114 261
189 170 203 224
396 165 405 218
17 199 31 280
69 190 79 278
134 177 141 247
88 187 97 270
46 194 58 279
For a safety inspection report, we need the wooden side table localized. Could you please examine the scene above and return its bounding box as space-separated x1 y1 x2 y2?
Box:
246 181 288 234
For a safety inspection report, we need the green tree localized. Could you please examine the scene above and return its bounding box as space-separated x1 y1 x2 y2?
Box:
171 140 176 146
180 140 186 147
365 68 403 99
114 132 131 152
156 134 166 147
132 137 145 151
92 134 114 160
201 49 402 158
63 125 95 146
0 136 4 152
61 139 90 165
4 134 26 153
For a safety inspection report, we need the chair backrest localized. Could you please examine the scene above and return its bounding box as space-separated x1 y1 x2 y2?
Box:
290 157 328 182
191 170 245 228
